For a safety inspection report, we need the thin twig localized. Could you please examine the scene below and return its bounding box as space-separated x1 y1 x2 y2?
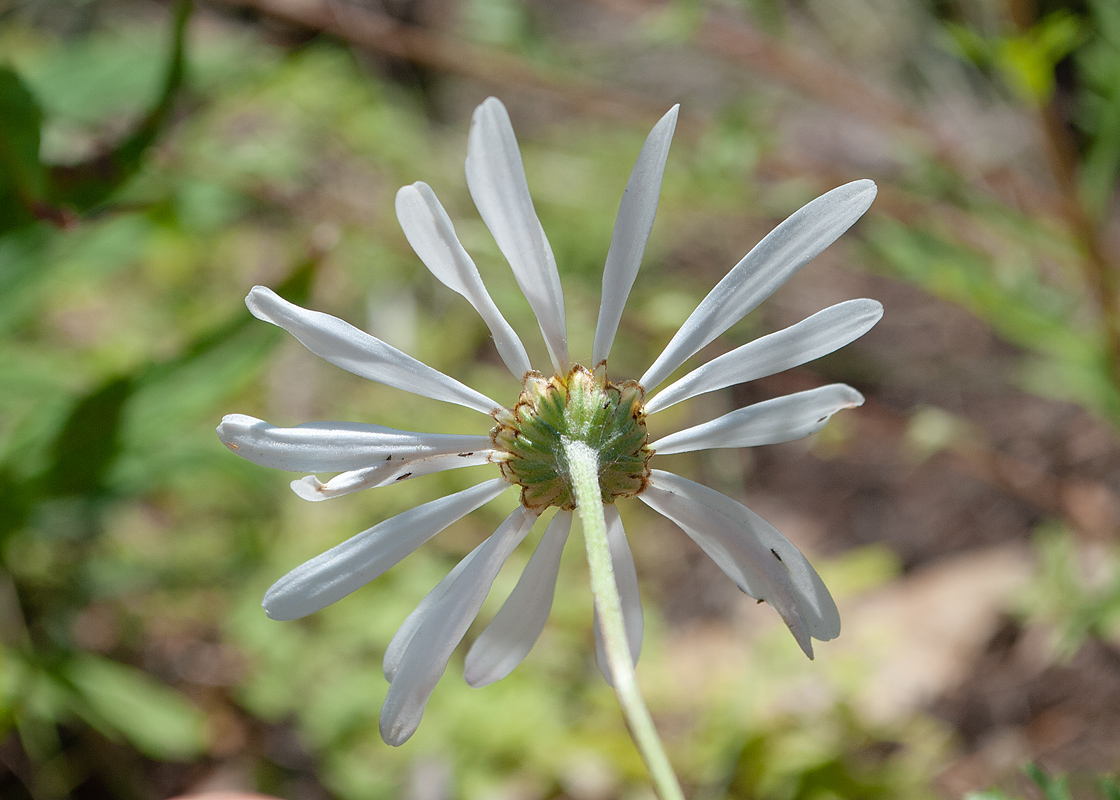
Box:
205 0 669 124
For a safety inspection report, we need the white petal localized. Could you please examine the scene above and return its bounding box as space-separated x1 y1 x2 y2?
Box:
217 413 492 473
262 478 508 621
640 470 839 658
592 106 679 366
379 506 538 746
466 97 568 373
382 541 477 683
396 182 533 379
645 299 882 414
463 511 572 688
640 180 878 390
291 451 494 501
592 504 643 685
650 383 865 454
246 286 499 415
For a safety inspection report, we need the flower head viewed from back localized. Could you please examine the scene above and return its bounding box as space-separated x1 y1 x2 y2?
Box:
218 97 881 750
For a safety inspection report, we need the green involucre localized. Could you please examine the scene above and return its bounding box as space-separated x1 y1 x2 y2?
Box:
491 364 651 510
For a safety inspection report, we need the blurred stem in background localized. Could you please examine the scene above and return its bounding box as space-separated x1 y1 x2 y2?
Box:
1002 0 1120 394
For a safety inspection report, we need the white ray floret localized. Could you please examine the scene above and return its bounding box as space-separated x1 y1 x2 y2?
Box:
592 504 643 685
262 479 509 621
246 286 500 415
379 506 538 746
592 105 679 366
467 97 569 373
464 510 573 688
645 298 882 414
217 414 491 473
640 470 840 658
650 384 865 454
640 180 878 391
291 451 494 502
382 545 476 683
396 181 533 379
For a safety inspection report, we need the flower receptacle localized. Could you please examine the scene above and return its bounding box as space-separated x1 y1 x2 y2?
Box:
491 364 652 510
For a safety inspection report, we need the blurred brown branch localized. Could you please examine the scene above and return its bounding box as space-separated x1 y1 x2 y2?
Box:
588 0 1069 223
205 0 669 124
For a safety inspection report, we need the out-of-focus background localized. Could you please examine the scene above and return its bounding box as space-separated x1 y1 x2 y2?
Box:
2 0 1120 798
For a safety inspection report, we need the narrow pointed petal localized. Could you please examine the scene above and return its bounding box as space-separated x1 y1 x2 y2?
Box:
640 180 878 390
466 97 568 372
650 384 864 454
640 470 840 658
396 182 533 379
382 506 538 684
262 478 508 621
593 505 643 685
217 413 492 473
246 286 499 415
379 506 538 746
592 106 679 365
291 451 494 501
645 299 881 414
464 511 572 688
383 543 477 683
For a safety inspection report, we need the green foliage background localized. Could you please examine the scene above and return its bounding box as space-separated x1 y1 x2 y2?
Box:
1 0 1120 798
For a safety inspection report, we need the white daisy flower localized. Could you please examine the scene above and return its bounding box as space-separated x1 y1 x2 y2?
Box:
217 97 881 748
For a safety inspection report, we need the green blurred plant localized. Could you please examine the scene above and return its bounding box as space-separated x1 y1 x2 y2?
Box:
0 1 191 233
0 3 317 795
965 763 1120 800
945 11 1083 106
1016 525 1120 658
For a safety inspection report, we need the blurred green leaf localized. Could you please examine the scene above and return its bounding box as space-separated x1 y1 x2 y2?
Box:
0 223 52 335
0 66 46 233
43 376 133 498
1076 0 1120 217
66 654 207 760
945 12 1083 104
1026 764 1072 800
1102 776 1120 800
46 0 191 213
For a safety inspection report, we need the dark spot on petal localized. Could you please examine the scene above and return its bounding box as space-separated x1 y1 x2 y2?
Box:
458 452 474 457
771 548 783 562
396 472 413 481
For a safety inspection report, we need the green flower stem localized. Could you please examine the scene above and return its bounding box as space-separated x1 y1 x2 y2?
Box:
563 437 685 800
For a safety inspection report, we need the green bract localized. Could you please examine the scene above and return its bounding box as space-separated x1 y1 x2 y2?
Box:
491 364 651 510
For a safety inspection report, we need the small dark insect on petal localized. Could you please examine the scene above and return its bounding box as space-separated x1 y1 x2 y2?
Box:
771 548 783 562
386 454 393 461
396 472 413 481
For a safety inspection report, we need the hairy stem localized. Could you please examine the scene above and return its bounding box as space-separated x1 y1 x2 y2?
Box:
563 437 685 800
